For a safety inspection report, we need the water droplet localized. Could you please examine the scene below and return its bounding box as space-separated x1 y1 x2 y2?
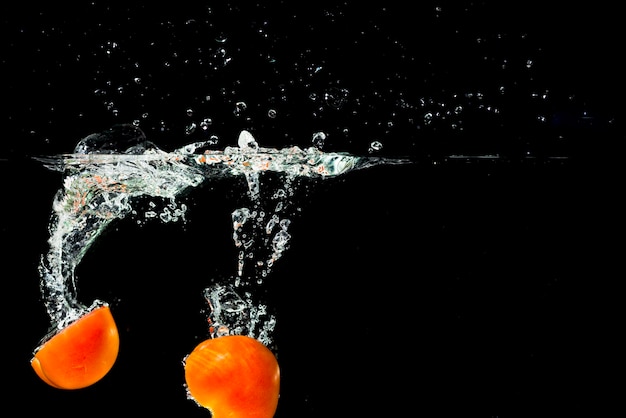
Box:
238 130 258 150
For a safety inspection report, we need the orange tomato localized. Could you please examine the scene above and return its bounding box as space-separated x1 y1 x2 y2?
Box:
184 335 280 418
31 305 120 389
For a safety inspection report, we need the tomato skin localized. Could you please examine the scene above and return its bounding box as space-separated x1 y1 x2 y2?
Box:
184 335 280 418
31 306 119 390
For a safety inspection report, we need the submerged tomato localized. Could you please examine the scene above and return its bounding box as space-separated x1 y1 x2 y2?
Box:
31 305 120 389
184 335 280 418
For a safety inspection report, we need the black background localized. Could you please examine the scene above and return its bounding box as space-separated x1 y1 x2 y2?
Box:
1 1 620 416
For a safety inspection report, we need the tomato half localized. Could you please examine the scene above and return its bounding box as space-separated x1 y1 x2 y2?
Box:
184 335 280 418
31 305 120 389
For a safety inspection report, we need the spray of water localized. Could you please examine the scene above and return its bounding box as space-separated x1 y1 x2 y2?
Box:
34 124 409 340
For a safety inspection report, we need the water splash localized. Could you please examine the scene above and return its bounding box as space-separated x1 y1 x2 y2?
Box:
34 124 409 337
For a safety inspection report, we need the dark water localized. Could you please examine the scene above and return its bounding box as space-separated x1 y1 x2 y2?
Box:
1 1 619 416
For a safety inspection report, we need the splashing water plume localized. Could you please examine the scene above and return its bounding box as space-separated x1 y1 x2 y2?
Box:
31 124 409 398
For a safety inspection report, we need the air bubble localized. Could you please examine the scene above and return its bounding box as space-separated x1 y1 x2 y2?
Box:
234 101 247 116
200 118 212 130
185 122 197 135
324 87 349 110
312 131 327 149
368 141 383 153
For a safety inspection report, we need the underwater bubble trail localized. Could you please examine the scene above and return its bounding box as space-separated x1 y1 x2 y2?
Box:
38 145 207 329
